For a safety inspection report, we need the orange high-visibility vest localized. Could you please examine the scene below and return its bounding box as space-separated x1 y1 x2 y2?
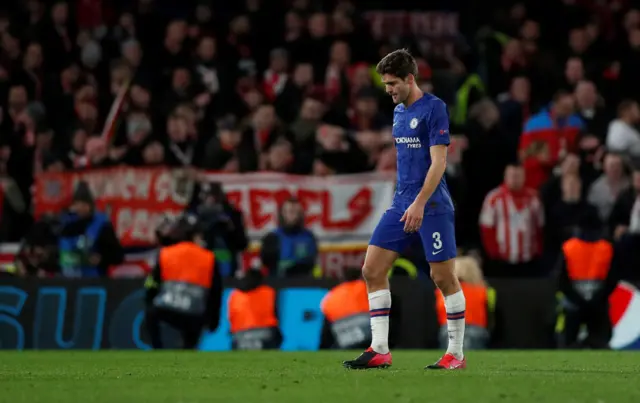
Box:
435 283 488 327
159 242 215 288
321 280 369 323
228 285 278 334
562 238 612 281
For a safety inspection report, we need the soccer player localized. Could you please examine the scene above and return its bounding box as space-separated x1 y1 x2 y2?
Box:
343 49 466 370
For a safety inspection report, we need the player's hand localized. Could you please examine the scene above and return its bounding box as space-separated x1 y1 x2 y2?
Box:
400 201 425 233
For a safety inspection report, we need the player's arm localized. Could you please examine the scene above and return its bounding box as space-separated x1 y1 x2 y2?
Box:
415 101 450 206
415 144 447 206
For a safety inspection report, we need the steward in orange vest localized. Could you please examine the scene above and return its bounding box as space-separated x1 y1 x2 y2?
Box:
557 213 617 349
319 269 370 349
319 268 401 349
145 214 222 349
434 257 494 350
227 267 281 350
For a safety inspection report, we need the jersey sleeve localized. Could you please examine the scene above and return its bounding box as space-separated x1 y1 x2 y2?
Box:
427 100 451 147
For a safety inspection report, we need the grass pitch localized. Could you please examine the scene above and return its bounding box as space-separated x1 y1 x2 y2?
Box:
1 351 639 403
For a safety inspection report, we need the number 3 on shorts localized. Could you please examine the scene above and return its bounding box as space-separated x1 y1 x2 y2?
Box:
432 232 442 250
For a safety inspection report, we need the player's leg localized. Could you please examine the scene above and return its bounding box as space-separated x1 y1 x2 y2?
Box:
342 245 398 369
343 209 411 369
420 213 467 370
363 244 397 353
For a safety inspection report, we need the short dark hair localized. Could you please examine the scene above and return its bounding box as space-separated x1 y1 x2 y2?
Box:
617 99 637 117
376 49 418 79
552 89 572 103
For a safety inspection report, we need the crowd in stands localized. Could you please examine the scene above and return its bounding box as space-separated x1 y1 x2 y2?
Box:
0 0 638 280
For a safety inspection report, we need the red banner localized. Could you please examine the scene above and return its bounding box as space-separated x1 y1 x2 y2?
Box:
34 168 395 247
205 172 394 241
34 167 194 246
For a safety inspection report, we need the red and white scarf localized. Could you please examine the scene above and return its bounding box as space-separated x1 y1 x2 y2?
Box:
263 70 288 101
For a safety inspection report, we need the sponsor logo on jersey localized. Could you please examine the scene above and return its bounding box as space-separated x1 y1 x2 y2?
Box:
395 136 421 148
395 137 420 144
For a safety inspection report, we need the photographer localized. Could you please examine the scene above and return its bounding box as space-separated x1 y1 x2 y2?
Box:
189 181 248 277
2 215 59 278
154 214 181 247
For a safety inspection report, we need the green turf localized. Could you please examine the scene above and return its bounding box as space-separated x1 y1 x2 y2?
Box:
1 351 639 403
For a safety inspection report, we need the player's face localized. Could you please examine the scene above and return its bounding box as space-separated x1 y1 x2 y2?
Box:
381 74 411 104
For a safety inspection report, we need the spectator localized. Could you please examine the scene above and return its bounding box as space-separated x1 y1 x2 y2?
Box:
519 90 584 189
263 48 289 103
260 197 318 277
307 13 332 79
619 27 640 102
461 99 512 246
276 62 318 123
350 87 388 131
606 99 640 158
563 57 585 91
497 76 531 156
58 181 124 277
262 138 295 173
19 42 45 101
587 153 630 225
158 20 189 78
574 81 609 141
609 160 640 240
165 113 197 167
487 39 527 98
324 40 352 109
201 116 258 172
118 111 153 166
289 96 326 163
575 133 603 188
546 174 600 265
245 103 290 155
43 1 75 72
193 35 224 114
540 154 581 214
479 164 544 277
282 10 307 63
313 124 369 175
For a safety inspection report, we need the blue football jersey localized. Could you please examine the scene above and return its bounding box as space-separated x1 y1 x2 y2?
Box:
392 93 455 215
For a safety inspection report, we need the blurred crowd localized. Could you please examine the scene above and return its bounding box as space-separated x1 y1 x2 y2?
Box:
0 0 638 283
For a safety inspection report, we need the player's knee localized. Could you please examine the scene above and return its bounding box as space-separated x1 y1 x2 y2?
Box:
430 266 458 292
362 264 386 285
429 269 442 285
